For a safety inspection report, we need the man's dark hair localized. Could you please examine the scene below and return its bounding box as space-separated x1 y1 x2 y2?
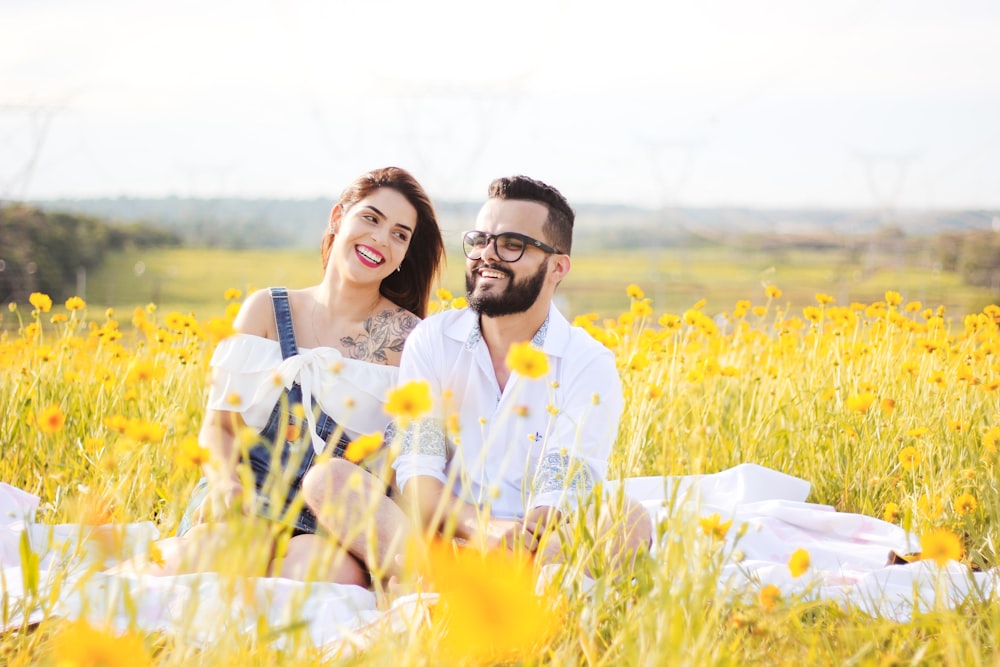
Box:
487 175 574 256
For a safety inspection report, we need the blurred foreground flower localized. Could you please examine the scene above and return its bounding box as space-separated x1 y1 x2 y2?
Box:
50 618 151 667
505 341 549 379
920 528 963 566
698 513 732 541
419 540 562 665
788 548 810 578
344 432 384 463
759 583 781 611
385 380 433 425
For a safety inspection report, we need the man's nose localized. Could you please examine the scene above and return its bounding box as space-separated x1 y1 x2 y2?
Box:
480 235 502 262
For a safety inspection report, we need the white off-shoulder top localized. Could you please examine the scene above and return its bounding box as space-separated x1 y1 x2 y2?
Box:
205 333 398 454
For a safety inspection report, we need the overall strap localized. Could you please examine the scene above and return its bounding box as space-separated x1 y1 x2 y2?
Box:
268 287 299 360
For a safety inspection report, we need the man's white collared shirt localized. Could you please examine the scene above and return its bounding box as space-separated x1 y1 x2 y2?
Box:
391 304 623 519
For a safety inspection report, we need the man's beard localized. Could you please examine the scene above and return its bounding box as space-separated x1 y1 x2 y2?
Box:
466 260 547 317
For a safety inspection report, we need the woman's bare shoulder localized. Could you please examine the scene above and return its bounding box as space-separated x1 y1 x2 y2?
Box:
231 288 277 339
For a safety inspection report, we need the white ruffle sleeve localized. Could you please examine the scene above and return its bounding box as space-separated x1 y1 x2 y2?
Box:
205 334 397 453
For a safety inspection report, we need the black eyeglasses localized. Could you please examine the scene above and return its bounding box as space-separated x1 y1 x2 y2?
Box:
462 231 563 263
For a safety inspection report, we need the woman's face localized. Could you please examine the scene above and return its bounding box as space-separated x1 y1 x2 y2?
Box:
331 187 418 283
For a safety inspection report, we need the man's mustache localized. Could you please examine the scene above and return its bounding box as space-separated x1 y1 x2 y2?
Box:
471 262 513 279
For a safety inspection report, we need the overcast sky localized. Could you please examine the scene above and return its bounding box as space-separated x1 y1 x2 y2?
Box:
2 0 999 210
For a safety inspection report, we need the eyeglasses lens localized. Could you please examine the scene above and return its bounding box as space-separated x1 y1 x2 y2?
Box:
464 233 525 262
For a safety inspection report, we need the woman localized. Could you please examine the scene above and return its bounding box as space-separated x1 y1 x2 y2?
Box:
151 167 444 585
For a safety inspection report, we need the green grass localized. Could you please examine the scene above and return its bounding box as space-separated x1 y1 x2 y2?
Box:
77 245 997 321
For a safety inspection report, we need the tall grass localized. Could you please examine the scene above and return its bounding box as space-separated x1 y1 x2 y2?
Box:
1 284 998 665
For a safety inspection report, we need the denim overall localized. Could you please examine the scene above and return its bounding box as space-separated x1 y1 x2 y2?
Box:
177 287 351 536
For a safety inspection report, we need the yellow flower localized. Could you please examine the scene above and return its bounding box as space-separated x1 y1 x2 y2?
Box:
788 548 810 578
505 341 549 379
205 316 236 342
177 436 210 468
658 313 682 330
845 392 875 413
885 290 903 306
698 513 733 540
65 296 86 311
436 288 454 301
418 540 562 665
29 292 53 312
385 380 433 423
38 405 66 434
953 492 978 516
446 413 461 436
631 299 653 318
982 426 1000 453
920 528 963 566
626 284 644 299
627 351 649 371
815 292 835 305
905 427 929 438
880 397 896 414
125 360 163 385
883 502 900 523
224 288 243 301
918 494 945 520
803 306 822 323
765 285 782 300
451 297 468 310
898 446 921 470
759 583 781 611
124 420 166 443
50 618 151 667
344 432 384 463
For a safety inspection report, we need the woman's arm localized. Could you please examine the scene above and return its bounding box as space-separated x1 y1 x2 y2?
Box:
193 288 276 518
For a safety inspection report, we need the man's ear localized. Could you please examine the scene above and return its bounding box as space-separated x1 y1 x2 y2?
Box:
548 253 571 284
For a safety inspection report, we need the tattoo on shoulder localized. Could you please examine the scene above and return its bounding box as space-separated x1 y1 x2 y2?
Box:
341 308 420 363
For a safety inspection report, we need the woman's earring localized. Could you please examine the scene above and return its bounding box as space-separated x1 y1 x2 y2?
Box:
396 265 402 273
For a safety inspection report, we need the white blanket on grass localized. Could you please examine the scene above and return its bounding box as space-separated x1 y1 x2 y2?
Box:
2 465 995 650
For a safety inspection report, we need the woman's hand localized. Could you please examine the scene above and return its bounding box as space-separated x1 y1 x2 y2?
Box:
192 475 246 524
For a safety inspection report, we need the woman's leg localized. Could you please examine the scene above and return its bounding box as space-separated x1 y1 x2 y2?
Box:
301 459 412 581
108 520 276 576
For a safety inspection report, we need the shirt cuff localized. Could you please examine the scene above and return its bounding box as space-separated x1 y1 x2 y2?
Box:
392 453 448 494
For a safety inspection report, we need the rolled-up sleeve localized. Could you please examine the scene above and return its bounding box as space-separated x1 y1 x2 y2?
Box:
390 321 449 493
391 417 448 491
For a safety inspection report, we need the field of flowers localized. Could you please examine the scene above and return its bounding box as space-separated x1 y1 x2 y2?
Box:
1 285 999 665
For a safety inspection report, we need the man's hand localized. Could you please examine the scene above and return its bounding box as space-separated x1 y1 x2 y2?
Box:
482 507 564 553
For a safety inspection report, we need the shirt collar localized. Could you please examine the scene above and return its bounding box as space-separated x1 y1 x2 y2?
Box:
451 303 570 356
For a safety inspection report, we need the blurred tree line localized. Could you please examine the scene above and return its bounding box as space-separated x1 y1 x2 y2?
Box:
0 204 181 304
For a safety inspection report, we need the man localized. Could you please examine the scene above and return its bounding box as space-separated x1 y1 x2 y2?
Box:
390 175 652 563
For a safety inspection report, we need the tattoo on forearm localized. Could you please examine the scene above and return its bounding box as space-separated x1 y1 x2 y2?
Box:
341 309 419 363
